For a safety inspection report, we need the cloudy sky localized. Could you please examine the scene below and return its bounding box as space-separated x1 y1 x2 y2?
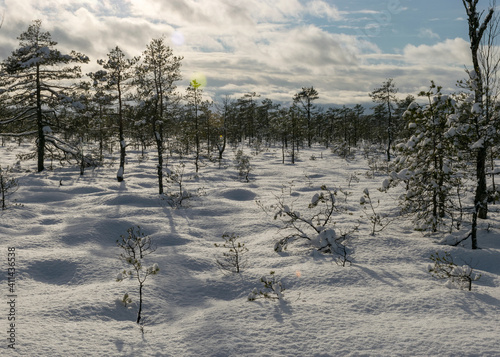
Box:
0 0 488 106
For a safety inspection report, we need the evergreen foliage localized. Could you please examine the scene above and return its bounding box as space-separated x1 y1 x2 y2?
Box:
388 82 463 233
116 226 159 324
214 233 248 273
0 20 89 172
248 271 285 301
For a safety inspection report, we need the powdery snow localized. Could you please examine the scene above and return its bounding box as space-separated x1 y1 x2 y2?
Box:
1 142 499 356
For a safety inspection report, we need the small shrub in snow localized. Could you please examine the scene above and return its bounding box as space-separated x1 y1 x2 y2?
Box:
165 162 191 207
428 252 480 291
366 155 390 177
0 165 18 210
120 292 132 307
214 233 248 273
116 226 159 324
360 188 391 235
259 185 353 261
331 141 354 160
248 271 285 301
234 149 252 182
347 172 360 188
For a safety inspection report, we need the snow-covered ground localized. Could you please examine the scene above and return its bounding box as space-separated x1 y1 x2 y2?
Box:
1 142 499 356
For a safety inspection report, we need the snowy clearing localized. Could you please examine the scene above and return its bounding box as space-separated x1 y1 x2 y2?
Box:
1 142 499 356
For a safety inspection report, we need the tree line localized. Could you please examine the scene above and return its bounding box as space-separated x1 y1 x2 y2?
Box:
1 0 500 250
0 20 413 178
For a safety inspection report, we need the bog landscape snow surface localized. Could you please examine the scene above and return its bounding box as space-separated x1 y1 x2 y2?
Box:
1 142 500 356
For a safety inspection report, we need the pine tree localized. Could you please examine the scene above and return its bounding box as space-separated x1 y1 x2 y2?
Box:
91 46 139 182
185 80 203 172
294 86 319 147
0 20 89 172
236 92 260 144
370 78 398 161
389 82 461 233
135 37 182 194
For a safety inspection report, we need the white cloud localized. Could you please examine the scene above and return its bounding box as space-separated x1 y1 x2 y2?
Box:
307 0 342 21
418 28 440 40
403 38 471 66
0 0 476 106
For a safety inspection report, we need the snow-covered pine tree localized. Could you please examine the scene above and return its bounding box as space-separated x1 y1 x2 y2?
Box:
91 46 139 182
389 82 462 233
0 20 89 172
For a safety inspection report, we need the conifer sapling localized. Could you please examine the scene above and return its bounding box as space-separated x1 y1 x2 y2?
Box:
116 226 159 324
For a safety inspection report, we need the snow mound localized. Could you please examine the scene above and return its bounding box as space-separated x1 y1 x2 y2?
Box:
27 260 78 285
221 188 256 201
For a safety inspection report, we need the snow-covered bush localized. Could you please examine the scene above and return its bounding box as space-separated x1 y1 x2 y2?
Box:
428 252 480 291
331 141 354 160
248 271 285 301
258 185 353 262
116 226 159 324
120 292 133 307
214 233 248 273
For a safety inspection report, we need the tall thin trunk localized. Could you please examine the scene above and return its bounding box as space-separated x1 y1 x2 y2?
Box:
117 77 125 182
195 92 200 173
155 124 164 195
36 63 45 172
136 282 143 324
386 92 392 162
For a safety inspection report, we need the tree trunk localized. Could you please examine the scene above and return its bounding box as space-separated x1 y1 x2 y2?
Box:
156 131 164 195
136 282 143 324
476 146 488 219
464 0 494 248
386 98 392 162
117 79 125 182
36 64 45 172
